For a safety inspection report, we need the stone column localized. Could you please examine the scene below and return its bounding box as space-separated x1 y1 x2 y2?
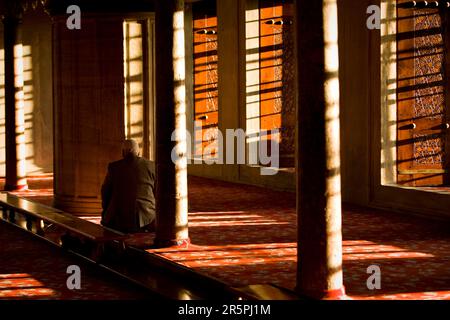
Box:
52 16 125 214
154 0 190 247
296 0 346 299
3 11 27 191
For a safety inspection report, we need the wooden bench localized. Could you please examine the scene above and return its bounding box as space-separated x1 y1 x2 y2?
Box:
0 192 128 262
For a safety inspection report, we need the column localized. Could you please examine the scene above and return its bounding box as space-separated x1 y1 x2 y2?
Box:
3 11 27 191
154 0 190 247
52 16 125 214
296 0 346 299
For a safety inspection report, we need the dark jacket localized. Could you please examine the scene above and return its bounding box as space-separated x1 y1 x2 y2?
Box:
101 154 156 233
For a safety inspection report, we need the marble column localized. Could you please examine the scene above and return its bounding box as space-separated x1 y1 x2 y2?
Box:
295 0 346 299
154 0 190 247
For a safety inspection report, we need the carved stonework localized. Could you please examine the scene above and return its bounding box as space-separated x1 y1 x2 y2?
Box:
259 0 295 164
205 33 218 114
396 4 450 186
193 10 219 159
413 133 444 165
280 9 295 157
413 11 445 120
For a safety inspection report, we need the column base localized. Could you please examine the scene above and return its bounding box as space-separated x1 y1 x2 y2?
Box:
54 194 102 215
152 237 191 249
297 286 349 300
4 183 28 191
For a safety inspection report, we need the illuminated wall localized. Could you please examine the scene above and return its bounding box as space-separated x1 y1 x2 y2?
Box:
0 5 53 177
123 19 155 161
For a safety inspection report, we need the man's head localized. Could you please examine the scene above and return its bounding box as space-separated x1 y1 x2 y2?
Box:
122 139 140 158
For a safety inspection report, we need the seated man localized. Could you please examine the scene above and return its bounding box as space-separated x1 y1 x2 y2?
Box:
101 139 156 233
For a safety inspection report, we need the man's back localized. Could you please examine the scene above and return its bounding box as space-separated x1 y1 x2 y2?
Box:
101 155 156 233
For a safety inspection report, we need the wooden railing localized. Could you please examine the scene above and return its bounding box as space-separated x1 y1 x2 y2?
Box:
0 192 128 262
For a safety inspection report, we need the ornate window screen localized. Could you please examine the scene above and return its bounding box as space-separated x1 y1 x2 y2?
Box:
192 3 219 160
259 0 295 167
397 0 450 186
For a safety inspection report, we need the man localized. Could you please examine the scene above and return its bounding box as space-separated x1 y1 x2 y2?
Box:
101 139 156 233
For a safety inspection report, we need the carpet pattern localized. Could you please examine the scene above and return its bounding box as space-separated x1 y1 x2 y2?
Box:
0 220 153 300
3 175 450 300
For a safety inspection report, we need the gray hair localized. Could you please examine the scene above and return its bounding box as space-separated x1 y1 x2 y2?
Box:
122 139 140 157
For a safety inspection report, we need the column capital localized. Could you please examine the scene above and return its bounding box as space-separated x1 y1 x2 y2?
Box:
0 0 27 23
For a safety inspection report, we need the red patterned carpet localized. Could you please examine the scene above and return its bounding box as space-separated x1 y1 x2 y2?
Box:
0 220 155 300
3 175 450 300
